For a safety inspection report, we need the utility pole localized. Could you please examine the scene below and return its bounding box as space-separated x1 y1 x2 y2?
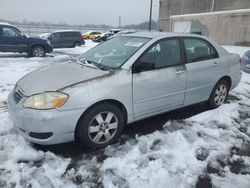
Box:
149 0 153 31
211 0 215 12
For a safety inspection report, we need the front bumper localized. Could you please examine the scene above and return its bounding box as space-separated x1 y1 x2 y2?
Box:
46 45 53 53
8 92 85 145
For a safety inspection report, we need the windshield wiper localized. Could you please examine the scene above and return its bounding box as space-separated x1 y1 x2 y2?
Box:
78 58 111 71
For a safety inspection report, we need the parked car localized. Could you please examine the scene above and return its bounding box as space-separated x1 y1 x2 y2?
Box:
8 32 242 148
44 30 85 48
92 32 114 42
107 30 137 40
82 31 101 39
110 29 123 34
241 50 250 73
0 22 53 57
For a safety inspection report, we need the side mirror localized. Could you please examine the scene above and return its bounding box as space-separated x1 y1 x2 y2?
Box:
133 61 155 73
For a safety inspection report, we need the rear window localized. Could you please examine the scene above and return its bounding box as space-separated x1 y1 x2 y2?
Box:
60 32 80 38
183 38 218 63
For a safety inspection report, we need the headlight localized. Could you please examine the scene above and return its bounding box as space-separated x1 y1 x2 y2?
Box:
23 92 68 110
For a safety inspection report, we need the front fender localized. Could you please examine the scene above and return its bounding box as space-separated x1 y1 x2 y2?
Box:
58 70 133 118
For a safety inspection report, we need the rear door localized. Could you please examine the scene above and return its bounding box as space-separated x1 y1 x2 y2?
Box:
60 32 71 47
133 38 187 118
181 37 220 105
1 25 27 52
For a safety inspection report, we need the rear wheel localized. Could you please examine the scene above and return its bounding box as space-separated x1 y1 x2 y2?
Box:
31 46 45 57
207 79 229 108
73 41 81 47
76 103 125 148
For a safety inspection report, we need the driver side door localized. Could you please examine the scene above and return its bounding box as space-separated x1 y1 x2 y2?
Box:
48 33 61 48
132 38 187 119
1 26 27 52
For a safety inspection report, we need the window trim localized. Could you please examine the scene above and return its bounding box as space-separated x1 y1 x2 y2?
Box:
0 26 3 37
180 37 219 64
2 26 22 38
132 37 185 74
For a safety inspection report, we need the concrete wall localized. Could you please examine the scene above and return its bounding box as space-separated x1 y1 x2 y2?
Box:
170 11 250 46
159 0 213 31
159 0 250 31
213 0 250 11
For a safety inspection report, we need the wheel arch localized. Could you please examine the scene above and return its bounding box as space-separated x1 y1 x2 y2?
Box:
219 75 232 89
74 99 128 140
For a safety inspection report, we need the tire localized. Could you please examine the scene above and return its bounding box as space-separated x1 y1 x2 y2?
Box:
31 46 45 57
73 41 81 47
76 103 125 148
207 79 229 108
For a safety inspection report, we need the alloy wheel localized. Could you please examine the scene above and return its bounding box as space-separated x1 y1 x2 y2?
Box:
33 47 44 57
88 111 118 144
214 84 228 105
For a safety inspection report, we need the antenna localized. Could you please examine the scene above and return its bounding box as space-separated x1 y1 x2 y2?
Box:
149 0 153 31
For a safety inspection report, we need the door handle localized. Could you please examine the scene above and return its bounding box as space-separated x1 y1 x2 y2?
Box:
213 62 218 66
176 70 185 74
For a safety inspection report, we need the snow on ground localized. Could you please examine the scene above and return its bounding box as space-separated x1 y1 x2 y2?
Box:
0 41 250 187
53 40 97 55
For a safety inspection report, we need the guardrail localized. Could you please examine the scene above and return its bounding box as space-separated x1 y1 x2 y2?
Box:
15 24 112 36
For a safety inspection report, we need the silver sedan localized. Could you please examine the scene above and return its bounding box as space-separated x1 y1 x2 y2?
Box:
8 32 242 148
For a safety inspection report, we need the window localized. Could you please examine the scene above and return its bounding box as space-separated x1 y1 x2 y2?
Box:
50 33 60 39
140 39 181 69
60 32 69 38
183 38 218 63
2 26 21 37
80 36 150 69
71 32 79 37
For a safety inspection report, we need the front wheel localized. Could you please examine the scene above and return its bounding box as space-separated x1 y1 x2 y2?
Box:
207 79 229 108
76 103 125 148
30 46 45 57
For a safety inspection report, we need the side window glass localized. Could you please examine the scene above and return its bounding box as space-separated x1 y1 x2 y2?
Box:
140 39 181 69
51 33 60 39
183 38 218 63
0 27 3 36
60 33 67 38
2 27 21 37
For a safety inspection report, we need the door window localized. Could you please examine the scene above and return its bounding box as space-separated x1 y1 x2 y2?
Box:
50 33 60 39
2 26 21 37
183 38 218 63
140 39 181 69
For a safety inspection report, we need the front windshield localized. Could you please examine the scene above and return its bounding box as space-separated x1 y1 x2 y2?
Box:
80 36 150 69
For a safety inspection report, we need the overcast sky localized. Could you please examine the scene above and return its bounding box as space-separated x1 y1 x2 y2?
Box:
0 0 159 26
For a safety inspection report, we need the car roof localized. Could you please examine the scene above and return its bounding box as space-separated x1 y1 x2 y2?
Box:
0 22 13 26
53 30 80 33
123 31 206 39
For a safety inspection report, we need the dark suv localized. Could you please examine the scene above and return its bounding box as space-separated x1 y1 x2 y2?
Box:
0 23 53 57
44 31 85 48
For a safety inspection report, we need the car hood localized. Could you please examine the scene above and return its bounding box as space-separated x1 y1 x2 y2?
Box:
27 36 48 43
17 62 110 96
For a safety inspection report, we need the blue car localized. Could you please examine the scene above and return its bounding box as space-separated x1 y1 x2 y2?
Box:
0 22 53 57
242 50 250 73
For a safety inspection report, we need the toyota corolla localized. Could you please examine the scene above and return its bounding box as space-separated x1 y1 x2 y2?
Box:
8 32 242 148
